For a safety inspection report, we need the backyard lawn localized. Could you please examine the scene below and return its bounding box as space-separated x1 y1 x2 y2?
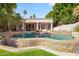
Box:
0 49 57 56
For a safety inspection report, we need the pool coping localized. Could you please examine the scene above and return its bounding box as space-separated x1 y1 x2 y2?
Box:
14 38 75 42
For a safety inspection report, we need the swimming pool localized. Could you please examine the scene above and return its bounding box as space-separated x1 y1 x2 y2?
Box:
12 32 74 40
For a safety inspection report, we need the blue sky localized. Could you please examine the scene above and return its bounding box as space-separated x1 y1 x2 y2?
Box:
16 3 54 18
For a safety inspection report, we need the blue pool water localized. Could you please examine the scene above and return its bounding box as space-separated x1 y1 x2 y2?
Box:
12 32 74 40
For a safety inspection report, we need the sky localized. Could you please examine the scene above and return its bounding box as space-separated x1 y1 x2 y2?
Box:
15 3 55 18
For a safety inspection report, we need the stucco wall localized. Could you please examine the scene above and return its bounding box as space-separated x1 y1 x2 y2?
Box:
54 22 79 31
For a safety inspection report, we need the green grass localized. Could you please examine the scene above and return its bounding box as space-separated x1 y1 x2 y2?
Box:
0 49 57 56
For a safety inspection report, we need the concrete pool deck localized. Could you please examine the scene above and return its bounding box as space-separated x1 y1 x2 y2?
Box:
0 45 79 56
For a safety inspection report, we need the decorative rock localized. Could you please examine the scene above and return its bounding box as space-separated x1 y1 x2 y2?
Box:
3 38 77 53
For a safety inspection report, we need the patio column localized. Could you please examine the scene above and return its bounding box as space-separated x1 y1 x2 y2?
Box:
34 24 35 30
24 23 26 31
36 23 39 30
39 23 41 31
51 23 53 31
46 23 48 30
22 21 25 31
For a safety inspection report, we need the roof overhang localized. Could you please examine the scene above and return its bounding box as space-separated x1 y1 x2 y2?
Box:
22 18 53 23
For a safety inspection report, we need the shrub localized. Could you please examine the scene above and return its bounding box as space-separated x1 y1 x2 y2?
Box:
74 25 79 32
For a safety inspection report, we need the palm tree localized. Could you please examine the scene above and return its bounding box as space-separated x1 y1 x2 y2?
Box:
23 10 27 31
23 10 27 18
33 14 36 19
30 16 32 19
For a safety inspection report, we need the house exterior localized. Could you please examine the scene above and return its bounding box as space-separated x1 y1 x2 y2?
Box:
21 18 53 31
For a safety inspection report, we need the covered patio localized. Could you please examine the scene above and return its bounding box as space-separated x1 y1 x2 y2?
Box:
22 18 53 31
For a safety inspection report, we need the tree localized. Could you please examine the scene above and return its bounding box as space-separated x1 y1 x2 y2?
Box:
11 13 22 31
23 10 27 31
46 11 53 18
73 6 79 15
73 6 79 22
46 3 79 26
33 14 36 19
0 3 17 31
0 3 21 32
30 16 32 19
23 10 27 19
